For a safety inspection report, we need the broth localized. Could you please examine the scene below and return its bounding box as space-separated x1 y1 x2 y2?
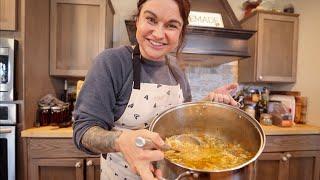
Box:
164 134 254 170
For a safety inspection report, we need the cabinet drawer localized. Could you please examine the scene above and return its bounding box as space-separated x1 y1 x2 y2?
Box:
264 135 320 152
28 138 98 159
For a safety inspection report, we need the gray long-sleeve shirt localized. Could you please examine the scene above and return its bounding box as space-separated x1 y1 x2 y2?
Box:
73 46 191 154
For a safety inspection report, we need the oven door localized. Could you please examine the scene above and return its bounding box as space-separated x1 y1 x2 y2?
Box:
0 126 15 180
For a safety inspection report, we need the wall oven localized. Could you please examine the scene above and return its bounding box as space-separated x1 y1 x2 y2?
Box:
0 126 15 180
0 38 15 101
0 103 16 180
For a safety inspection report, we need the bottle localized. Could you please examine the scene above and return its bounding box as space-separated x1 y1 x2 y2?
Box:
245 103 256 119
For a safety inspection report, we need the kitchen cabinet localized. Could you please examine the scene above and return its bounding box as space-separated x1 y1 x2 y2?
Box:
25 138 100 180
0 0 17 30
49 0 114 77
23 127 320 180
256 135 320 180
239 10 299 83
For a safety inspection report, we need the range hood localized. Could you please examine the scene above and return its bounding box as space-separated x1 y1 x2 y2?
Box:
125 0 255 65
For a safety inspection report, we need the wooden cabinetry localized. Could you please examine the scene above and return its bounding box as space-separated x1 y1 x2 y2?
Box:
239 11 299 83
256 135 320 180
24 133 320 180
0 0 17 30
50 0 114 77
25 138 100 180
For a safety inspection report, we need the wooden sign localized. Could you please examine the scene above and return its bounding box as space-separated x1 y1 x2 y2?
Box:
188 11 224 28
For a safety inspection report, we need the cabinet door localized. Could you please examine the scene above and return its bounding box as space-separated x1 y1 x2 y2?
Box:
31 158 84 180
256 13 298 82
86 158 101 180
0 0 17 30
287 151 320 180
256 153 288 180
50 0 111 77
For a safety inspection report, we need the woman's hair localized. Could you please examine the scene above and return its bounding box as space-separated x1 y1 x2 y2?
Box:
135 0 191 57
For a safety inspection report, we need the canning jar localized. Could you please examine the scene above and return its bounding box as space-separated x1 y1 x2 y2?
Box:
260 113 272 125
38 105 50 126
51 106 62 124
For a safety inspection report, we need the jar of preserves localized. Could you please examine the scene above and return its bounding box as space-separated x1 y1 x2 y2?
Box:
51 106 62 125
38 105 50 126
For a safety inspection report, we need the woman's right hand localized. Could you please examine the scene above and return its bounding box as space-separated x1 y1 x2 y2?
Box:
115 129 165 179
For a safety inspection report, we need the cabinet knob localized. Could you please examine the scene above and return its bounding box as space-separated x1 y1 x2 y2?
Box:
87 160 93 166
282 156 288 161
259 76 263 80
75 161 82 168
286 153 292 158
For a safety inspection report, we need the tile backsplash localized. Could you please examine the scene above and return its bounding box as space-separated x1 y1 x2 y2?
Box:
185 61 238 101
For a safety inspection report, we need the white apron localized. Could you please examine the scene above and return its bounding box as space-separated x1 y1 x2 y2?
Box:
100 45 184 180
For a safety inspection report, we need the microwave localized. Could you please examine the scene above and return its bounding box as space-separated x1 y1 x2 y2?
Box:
0 38 16 101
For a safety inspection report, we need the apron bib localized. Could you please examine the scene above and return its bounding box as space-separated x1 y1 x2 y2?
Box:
100 45 184 180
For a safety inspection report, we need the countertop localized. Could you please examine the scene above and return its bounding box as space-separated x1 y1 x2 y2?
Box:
21 124 320 138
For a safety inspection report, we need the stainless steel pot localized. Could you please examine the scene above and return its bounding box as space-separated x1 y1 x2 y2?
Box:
149 101 266 180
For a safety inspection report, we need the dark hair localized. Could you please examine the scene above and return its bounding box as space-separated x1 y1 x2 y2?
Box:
135 0 191 56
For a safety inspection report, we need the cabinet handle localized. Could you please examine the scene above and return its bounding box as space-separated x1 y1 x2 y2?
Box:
75 161 82 168
282 156 288 161
286 153 292 158
87 160 93 166
259 76 263 80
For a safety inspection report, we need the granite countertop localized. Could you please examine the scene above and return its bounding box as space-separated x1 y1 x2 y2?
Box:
21 124 320 138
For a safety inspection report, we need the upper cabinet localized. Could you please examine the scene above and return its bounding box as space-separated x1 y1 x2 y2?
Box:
0 0 17 30
239 11 299 83
50 0 114 77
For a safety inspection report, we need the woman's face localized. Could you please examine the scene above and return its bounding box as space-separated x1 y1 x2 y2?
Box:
136 0 183 61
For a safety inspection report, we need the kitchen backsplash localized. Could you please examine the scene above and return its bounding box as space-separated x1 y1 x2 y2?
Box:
185 61 238 101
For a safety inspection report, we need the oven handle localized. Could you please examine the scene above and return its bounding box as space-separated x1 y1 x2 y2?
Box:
0 128 12 134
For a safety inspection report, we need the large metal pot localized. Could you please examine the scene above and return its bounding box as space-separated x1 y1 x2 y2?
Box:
149 101 265 180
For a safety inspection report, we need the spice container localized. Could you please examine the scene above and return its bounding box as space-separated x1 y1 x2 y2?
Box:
38 105 50 126
260 113 272 126
51 106 62 124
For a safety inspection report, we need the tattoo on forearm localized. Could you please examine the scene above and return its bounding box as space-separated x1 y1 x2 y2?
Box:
81 126 122 154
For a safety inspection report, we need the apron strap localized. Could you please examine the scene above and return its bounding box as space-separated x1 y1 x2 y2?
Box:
131 45 181 90
132 45 141 89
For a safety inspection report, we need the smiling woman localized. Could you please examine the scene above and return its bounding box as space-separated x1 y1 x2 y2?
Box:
135 0 184 61
73 0 238 179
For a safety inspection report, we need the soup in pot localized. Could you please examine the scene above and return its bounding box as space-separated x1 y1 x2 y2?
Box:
164 134 254 170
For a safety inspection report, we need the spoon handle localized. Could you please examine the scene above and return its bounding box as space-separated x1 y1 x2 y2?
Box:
135 136 172 151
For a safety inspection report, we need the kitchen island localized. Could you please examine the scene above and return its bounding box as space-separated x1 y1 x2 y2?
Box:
22 124 320 180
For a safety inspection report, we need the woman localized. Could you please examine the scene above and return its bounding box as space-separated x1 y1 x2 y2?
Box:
73 0 238 179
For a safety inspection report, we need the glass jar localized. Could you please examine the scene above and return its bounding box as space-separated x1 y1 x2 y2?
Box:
245 104 256 119
51 106 62 125
38 105 50 126
260 113 272 126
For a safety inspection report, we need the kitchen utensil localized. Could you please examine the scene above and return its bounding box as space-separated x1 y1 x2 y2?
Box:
149 101 265 180
135 135 201 152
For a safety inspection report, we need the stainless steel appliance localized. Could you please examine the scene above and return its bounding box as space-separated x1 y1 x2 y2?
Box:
0 38 16 101
0 103 16 180
0 126 15 180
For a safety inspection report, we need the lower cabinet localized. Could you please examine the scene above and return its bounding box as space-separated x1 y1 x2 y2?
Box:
31 158 100 180
25 138 100 180
256 135 320 180
25 134 320 180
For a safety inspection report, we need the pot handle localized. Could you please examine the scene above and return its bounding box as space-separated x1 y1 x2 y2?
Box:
160 171 199 180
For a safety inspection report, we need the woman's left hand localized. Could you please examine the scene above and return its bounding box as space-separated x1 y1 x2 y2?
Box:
204 83 239 106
